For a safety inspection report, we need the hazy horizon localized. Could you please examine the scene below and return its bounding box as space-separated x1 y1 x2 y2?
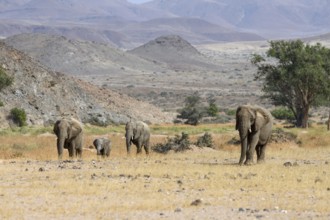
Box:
127 0 151 4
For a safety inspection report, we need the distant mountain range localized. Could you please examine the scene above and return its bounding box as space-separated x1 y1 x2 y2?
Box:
1 0 330 48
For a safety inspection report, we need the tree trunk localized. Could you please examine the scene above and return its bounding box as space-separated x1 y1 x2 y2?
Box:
295 104 309 128
327 110 330 131
301 106 309 128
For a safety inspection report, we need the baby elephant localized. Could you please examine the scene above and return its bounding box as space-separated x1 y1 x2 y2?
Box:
93 138 111 158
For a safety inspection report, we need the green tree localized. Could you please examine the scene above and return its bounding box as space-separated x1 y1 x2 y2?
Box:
252 40 330 128
206 99 219 117
177 94 204 125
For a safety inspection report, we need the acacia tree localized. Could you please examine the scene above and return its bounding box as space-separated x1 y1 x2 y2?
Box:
252 40 330 128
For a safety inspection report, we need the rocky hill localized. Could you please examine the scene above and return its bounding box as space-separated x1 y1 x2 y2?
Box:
0 41 173 128
129 35 219 70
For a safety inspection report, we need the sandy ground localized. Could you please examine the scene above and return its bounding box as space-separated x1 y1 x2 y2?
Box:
0 146 329 220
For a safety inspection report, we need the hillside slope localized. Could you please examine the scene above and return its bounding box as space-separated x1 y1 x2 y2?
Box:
0 41 173 128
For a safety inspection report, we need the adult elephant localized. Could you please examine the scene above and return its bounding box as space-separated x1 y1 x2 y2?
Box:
235 105 273 165
125 121 150 155
53 118 83 160
93 138 111 158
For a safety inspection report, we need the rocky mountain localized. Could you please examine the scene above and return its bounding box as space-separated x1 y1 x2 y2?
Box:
0 0 265 48
1 0 329 46
0 41 173 128
145 0 330 39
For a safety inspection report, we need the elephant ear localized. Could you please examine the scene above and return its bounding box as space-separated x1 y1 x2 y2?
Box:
253 108 270 131
53 120 61 134
68 119 82 139
235 106 241 130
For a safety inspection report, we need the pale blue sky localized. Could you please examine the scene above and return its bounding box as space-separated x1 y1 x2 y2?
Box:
127 0 151 4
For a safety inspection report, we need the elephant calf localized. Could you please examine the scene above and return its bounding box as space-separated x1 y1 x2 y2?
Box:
93 138 111 158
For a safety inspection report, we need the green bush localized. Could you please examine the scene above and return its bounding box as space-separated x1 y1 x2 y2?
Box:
0 66 13 90
196 132 214 148
271 107 295 121
225 109 236 116
10 108 27 127
207 103 219 117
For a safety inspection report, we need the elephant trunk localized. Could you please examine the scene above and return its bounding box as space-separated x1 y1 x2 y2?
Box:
126 133 132 154
57 135 65 160
238 118 250 165
96 145 102 155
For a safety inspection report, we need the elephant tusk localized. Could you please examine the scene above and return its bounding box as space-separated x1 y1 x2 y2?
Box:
249 128 252 133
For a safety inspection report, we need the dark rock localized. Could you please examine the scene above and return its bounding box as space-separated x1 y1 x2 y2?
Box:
283 162 292 167
174 208 182 212
191 199 203 206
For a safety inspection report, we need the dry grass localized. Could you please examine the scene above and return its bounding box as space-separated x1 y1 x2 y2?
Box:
0 124 329 219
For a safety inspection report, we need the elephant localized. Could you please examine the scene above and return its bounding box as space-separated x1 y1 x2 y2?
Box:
53 118 83 160
235 105 273 165
93 138 111 158
125 121 150 155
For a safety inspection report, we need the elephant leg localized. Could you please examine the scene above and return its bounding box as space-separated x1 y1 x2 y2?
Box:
76 148 82 159
257 144 267 163
136 141 143 154
144 140 150 155
245 132 259 165
106 149 110 157
144 145 149 155
137 145 142 154
256 145 262 159
239 138 247 165
68 147 74 158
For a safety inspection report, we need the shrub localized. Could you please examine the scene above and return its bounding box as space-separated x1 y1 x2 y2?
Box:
152 132 191 153
0 66 13 90
10 108 27 127
196 132 214 148
225 109 236 116
271 107 295 121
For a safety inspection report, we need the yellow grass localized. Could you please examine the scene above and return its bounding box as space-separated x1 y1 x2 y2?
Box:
0 124 329 219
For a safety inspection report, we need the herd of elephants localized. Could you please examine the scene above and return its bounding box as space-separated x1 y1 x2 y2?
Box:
53 105 273 165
